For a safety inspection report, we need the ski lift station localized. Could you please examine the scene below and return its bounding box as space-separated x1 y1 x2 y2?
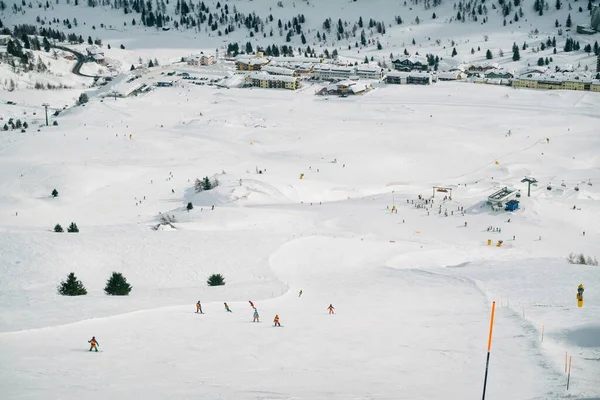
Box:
487 187 519 207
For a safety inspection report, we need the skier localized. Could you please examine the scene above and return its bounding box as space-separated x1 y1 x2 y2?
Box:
273 314 281 327
464 221 467 227
253 309 260 323
88 336 99 352
249 300 255 309
196 301 203 314
298 289 303 297
224 302 232 312
327 304 335 315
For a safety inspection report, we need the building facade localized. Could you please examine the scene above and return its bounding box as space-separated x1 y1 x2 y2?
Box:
247 72 298 90
592 5 600 31
385 71 432 85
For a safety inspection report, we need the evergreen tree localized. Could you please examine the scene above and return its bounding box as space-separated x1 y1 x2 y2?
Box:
512 43 520 61
22 34 30 49
451 47 457 57
148 59 154 67
202 176 212 191
187 202 193 211
360 30 366 46
54 223 64 232
555 0 561 10
207 273 225 286
584 43 592 54
88 36 93 45
566 14 572 28
67 222 79 233
77 93 89 105
58 272 87 296
104 272 132 295
486 49 493 59
130 64 135 71
43 37 51 52
377 41 382 50
52 189 59 197
537 57 545 66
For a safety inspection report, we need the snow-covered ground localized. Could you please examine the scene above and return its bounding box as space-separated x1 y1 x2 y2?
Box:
0 81 599 399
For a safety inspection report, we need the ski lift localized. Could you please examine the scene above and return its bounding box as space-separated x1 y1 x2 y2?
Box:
437 188 448 192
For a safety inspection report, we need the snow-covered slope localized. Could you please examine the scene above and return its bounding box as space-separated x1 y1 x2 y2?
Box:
0 80 599 398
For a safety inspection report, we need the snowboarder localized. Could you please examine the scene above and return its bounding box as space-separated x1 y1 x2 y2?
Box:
298 290 303 297
327 304 335 315
249 300 255 309
224 302 232 312
273 314 281 327
196 301 203 314
253 309 260 323
88 336 99 352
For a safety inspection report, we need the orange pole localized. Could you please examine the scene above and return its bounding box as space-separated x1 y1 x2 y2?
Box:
482 301 496 400
565 352 568 373
567 356 572 389
487 301 496 351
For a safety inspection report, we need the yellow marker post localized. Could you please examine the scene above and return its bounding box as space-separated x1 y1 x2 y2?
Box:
482 301 496 400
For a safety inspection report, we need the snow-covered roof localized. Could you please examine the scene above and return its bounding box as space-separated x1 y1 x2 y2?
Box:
514 71 599 83
93 54 105 61
86 46 102 55
392 56 428 64
356 65 382 73
261 66 295 76
236 57 270 66
386 71 432 78
438 71 464 79
484 69 514 76
314 64 355 73
467 62 500 70
247 72 297 83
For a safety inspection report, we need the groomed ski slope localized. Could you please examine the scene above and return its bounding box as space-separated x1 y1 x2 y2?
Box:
0 82 599 399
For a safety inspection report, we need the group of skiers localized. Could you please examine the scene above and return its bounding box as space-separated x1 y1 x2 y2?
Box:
86 290 340 350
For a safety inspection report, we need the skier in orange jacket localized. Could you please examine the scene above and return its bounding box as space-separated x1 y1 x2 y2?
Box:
88 336 99 352
273 314 281 327
195 301 203 314
327 304 335 314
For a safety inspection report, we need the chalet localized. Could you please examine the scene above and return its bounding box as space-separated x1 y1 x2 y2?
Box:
235 57 270 71
316 80 370 96
484 69 514 79
156 81 173 87
576 24 597 34
466 62 500 74
392 56 428 72
247 72 298 90
261 65 296 76
187 54 215 66
385 71 432 85
0 35 10 45
511 72 600 92
437 70 466 81
93 54 106 65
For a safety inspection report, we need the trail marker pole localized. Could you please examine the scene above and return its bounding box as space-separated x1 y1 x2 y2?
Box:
566 356 572 390
565 352 568 373
482 301 496 400
541 324 544 343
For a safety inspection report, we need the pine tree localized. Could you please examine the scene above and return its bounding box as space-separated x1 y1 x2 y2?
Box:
58 272 87 296
377 41 382 50
54 223 64 232
78 93 89 105
52 189 59 197
104 272 132 295
451 47 457 57
486 49 493 59
364 55 369 63
566 14 572 28
198 176 210 191
512 43 520 61
187 202 193 211
67 222 79 233
555 0 561 10
130 64 135 71
207 273 225 286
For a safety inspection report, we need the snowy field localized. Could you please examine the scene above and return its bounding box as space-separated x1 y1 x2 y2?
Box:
1 82 600 399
